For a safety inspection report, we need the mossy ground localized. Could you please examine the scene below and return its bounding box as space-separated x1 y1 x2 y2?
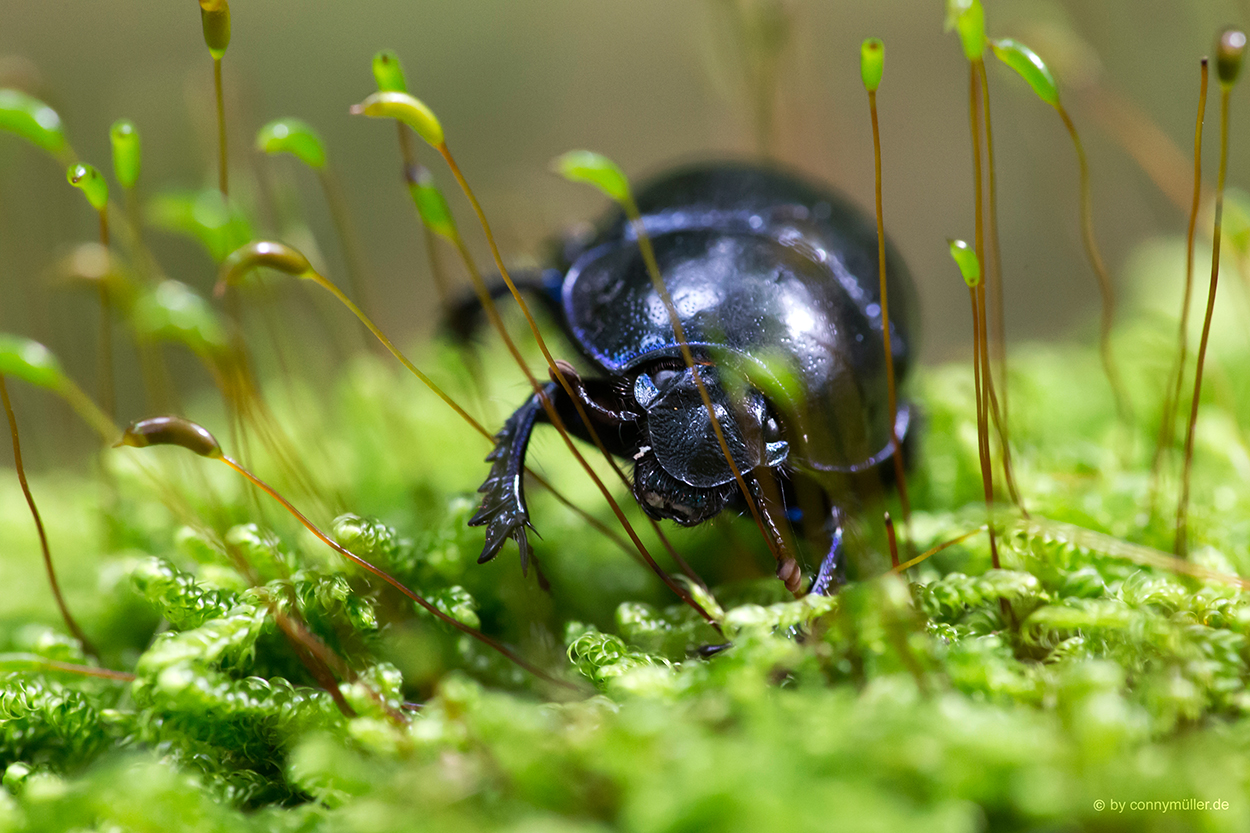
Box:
3 257 1250 832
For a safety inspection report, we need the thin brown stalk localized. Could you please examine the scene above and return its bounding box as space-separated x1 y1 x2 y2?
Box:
971 287 1000 570
1057 104 1131 421
1176 83 1233 558
867 86 911 525
40 659 133 681
623 198 791 579
96 210 114 420
1152 58 1208 508
890 526 984 573
317 167 374 318
884 511 899 570
214 56 228 198
976 61 1025 514
969 63 1001 571
1 375 97 655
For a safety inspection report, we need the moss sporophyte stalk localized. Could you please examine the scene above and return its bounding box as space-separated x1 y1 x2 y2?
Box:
3 4 1250 832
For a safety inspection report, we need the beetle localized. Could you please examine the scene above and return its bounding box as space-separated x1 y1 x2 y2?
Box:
464 161 917 595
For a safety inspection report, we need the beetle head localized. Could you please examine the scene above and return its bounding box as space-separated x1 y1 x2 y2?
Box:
630 362 788 524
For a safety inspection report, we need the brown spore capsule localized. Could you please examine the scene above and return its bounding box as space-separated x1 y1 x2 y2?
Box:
118 415 223 459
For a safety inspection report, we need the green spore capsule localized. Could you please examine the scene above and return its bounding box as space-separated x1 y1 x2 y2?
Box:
255 118 327 170
860 38 884 93
1216 27 1246 88
407 164 457 241
145 188 253 261
218 240 313 291
349 91 444 147
552 150 632 206
109 119 141 188
945 0 985 61
199 0 231 59
991 38 1059 108
118 415 223 459
0 334 66 391
372 50 408 93
0 89 67 157
948 238 981 287
67 163 108 211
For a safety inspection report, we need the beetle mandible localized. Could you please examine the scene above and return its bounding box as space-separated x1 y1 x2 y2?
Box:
465 162 917 595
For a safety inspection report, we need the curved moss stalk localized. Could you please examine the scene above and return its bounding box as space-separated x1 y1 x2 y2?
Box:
1 375 97 655
1055 104 1130 422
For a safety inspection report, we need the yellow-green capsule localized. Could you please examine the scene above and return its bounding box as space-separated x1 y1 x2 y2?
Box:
947 238 981 288
219 240 313 289
407 165 457 241
200 0 231 59
552 150 632 206
349 91 444 147
67 163 108 212
372 50 408 93
0 89 67 157
0 334 66 392
1216 27 1246 89
110 119 141 188
945 0 985 61
118 415 223 459
860 38 884 93
255 118 327 170
990 38 1059 109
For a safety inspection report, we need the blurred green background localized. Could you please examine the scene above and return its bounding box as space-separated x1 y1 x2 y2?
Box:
0 0 1247 468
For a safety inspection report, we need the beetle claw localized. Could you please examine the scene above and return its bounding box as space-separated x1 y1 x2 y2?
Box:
469 382 557 569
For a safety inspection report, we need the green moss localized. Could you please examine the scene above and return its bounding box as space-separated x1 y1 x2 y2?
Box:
4 8 1250 832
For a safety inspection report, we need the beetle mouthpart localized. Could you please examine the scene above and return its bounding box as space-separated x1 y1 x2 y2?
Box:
632 451 730 526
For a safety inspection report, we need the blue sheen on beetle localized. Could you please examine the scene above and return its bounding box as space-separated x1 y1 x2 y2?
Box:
463 163 917 593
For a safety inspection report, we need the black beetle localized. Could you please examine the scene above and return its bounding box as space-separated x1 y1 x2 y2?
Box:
465 162 917 595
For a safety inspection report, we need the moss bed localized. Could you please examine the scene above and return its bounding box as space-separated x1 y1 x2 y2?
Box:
2 300 1250 832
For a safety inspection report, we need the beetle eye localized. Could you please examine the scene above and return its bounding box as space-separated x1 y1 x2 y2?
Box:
633 372 660 407
651 368 680 390
763 414 782 444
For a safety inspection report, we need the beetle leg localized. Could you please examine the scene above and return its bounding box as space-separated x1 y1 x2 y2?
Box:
444 268 565 343
809 506 847 596
469 381 561 570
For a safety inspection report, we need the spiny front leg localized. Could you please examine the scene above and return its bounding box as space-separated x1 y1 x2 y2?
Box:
809 506 847 596
469 381 560 572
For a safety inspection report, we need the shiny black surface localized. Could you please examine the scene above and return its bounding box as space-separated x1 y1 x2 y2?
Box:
562 163 917 474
